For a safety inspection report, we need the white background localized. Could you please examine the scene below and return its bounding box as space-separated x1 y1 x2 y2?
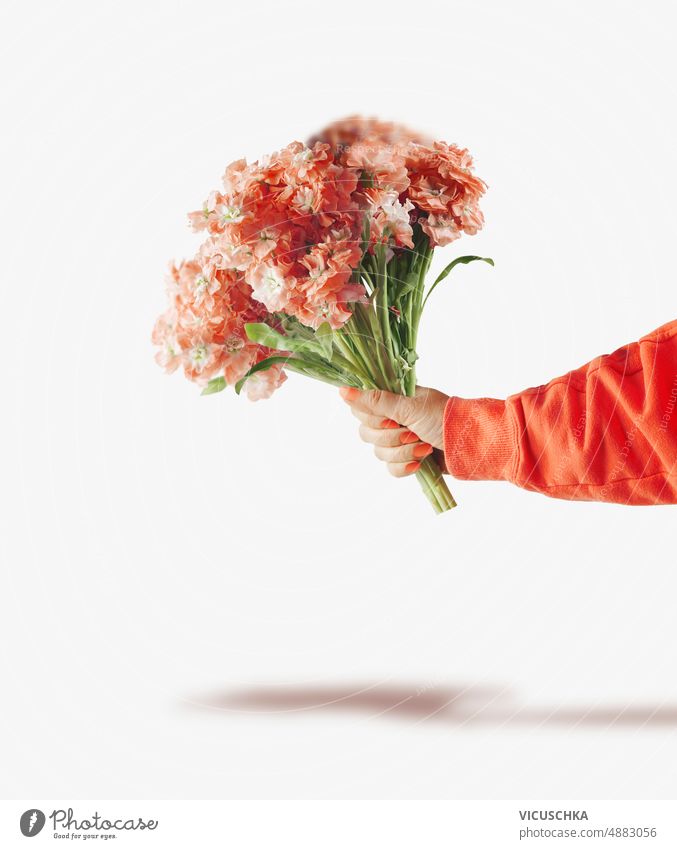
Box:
2 0 677 800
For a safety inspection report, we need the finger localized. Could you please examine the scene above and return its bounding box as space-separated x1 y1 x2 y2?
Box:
387 460 422 478
339 387 413 425
375 442 434 463
359 424 421 448
350 408 402 430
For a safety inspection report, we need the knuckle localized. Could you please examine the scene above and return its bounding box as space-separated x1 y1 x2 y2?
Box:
383 430 400 448
389 445 406 463
396 396 416 422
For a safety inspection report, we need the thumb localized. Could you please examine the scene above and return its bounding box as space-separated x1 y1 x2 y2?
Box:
339 386 414 426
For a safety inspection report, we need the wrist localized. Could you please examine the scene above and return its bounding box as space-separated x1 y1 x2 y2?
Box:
442 396 517 481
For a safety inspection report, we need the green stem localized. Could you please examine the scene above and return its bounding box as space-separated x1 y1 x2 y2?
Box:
284 361 359 389
399 233 457 512
349 303 396 391
331 335 378 388
415 455 457 513
376 246 395 369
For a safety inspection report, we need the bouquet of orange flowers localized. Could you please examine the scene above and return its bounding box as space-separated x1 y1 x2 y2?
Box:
153 118 493 513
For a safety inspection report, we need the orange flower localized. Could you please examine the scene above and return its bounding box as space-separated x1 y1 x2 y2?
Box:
154 124 488 398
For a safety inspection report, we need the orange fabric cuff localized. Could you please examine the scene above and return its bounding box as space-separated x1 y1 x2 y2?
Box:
443 396 518 481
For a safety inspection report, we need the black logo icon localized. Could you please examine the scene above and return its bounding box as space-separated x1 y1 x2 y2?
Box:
20 809 46 837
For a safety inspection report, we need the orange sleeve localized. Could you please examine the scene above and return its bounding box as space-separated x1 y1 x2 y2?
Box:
443 320 677 504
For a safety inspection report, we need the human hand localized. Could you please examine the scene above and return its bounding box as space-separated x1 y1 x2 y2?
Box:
339 385 450 477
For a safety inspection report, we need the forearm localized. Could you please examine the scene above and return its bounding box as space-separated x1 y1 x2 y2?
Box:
443 320 677 504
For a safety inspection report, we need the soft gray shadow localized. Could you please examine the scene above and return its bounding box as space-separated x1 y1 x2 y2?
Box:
187 683 677 729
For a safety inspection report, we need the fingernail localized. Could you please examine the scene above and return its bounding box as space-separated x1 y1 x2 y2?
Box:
339 387 360 402
413 443 433 458
380 418 399 429
405 461 421 474
399 431 419 444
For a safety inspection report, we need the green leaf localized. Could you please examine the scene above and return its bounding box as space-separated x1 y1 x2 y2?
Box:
423 256 494 308
244 322 330 359
394 270 419 301
244 323 291 350
201 376 226 396
315 322 334 361
234 355 293 395
278 314 316 340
